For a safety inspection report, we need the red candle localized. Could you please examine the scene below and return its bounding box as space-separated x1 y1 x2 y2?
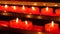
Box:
45 21 59 32
55 9 60 16
0 21 8 27
18 6 29 14
29 7 40 14
41 7 53 16
32 25 43 32
10 18 23 28
7 6 19 12
22 21 32 30
0 5 4 11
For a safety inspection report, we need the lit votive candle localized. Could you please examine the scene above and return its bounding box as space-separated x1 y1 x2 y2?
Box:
18 5 29 14
55 9 60 16
41 7 53 16
45 21 59 32
29 7 40 15
10 18 22 28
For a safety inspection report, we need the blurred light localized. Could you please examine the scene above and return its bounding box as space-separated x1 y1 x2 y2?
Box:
37 16 42 19
25 21 28 25
51 21 54 27
2 13 8 16
54 4 58 7
38 32 42 34
13 6 16 10
33 3 37 5
1 24 8 27
26 15 32 18
22 5 25 10
43 3 46 6
5 5 8 8
16 18 19 23
32 6 35 10
46 7 48 11
4 11 7 12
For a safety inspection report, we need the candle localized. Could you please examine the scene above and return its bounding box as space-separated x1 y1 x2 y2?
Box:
23 21 32 30
32 25 43 32
18 6 29 14
45 21 59 32
29 7 40 14
41 7 53 16
55 9 60 16
7 6 19 12
10 18 22 28
0 5 4 11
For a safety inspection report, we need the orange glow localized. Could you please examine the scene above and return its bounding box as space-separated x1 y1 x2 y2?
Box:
33 3 37 5
13 6 16 10
46 7 48 11
4 11 6 12
25 21 28 25
5 5 8 8
22 5 25 10
51 21 54 27
32 6 35 10
16 18 18 23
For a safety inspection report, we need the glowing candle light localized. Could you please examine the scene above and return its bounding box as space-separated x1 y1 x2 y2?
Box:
45 21 59 32
10 18 23 28
46 7 48 11
41 7 53 16
5 5 8 8
32 6 35 10
22 5 25 10
29 7 40 14
13 6 16 10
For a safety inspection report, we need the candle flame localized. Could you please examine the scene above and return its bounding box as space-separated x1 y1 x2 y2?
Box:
25 21 28 25
5 5 8 8
13 6 16 10
32 6 35 10
16 18 18 23
51 21 54 27
46 7 48 11
22 5 25 10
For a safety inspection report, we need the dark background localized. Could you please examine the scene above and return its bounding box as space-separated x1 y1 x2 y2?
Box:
0 0 60 3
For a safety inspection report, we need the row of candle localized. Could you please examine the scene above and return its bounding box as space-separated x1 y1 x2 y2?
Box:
0 18 59 33
0 5 60 16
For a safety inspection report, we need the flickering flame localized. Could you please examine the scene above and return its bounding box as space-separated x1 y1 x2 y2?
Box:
32 6 35 10
5 5 8 8
16 18 18 23
51 21 54 27
25 21 28 25
13 6 16 10
46 7 48 11
22 5 25 10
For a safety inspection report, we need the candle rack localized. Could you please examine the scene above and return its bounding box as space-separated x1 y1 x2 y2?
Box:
0 1 60 34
